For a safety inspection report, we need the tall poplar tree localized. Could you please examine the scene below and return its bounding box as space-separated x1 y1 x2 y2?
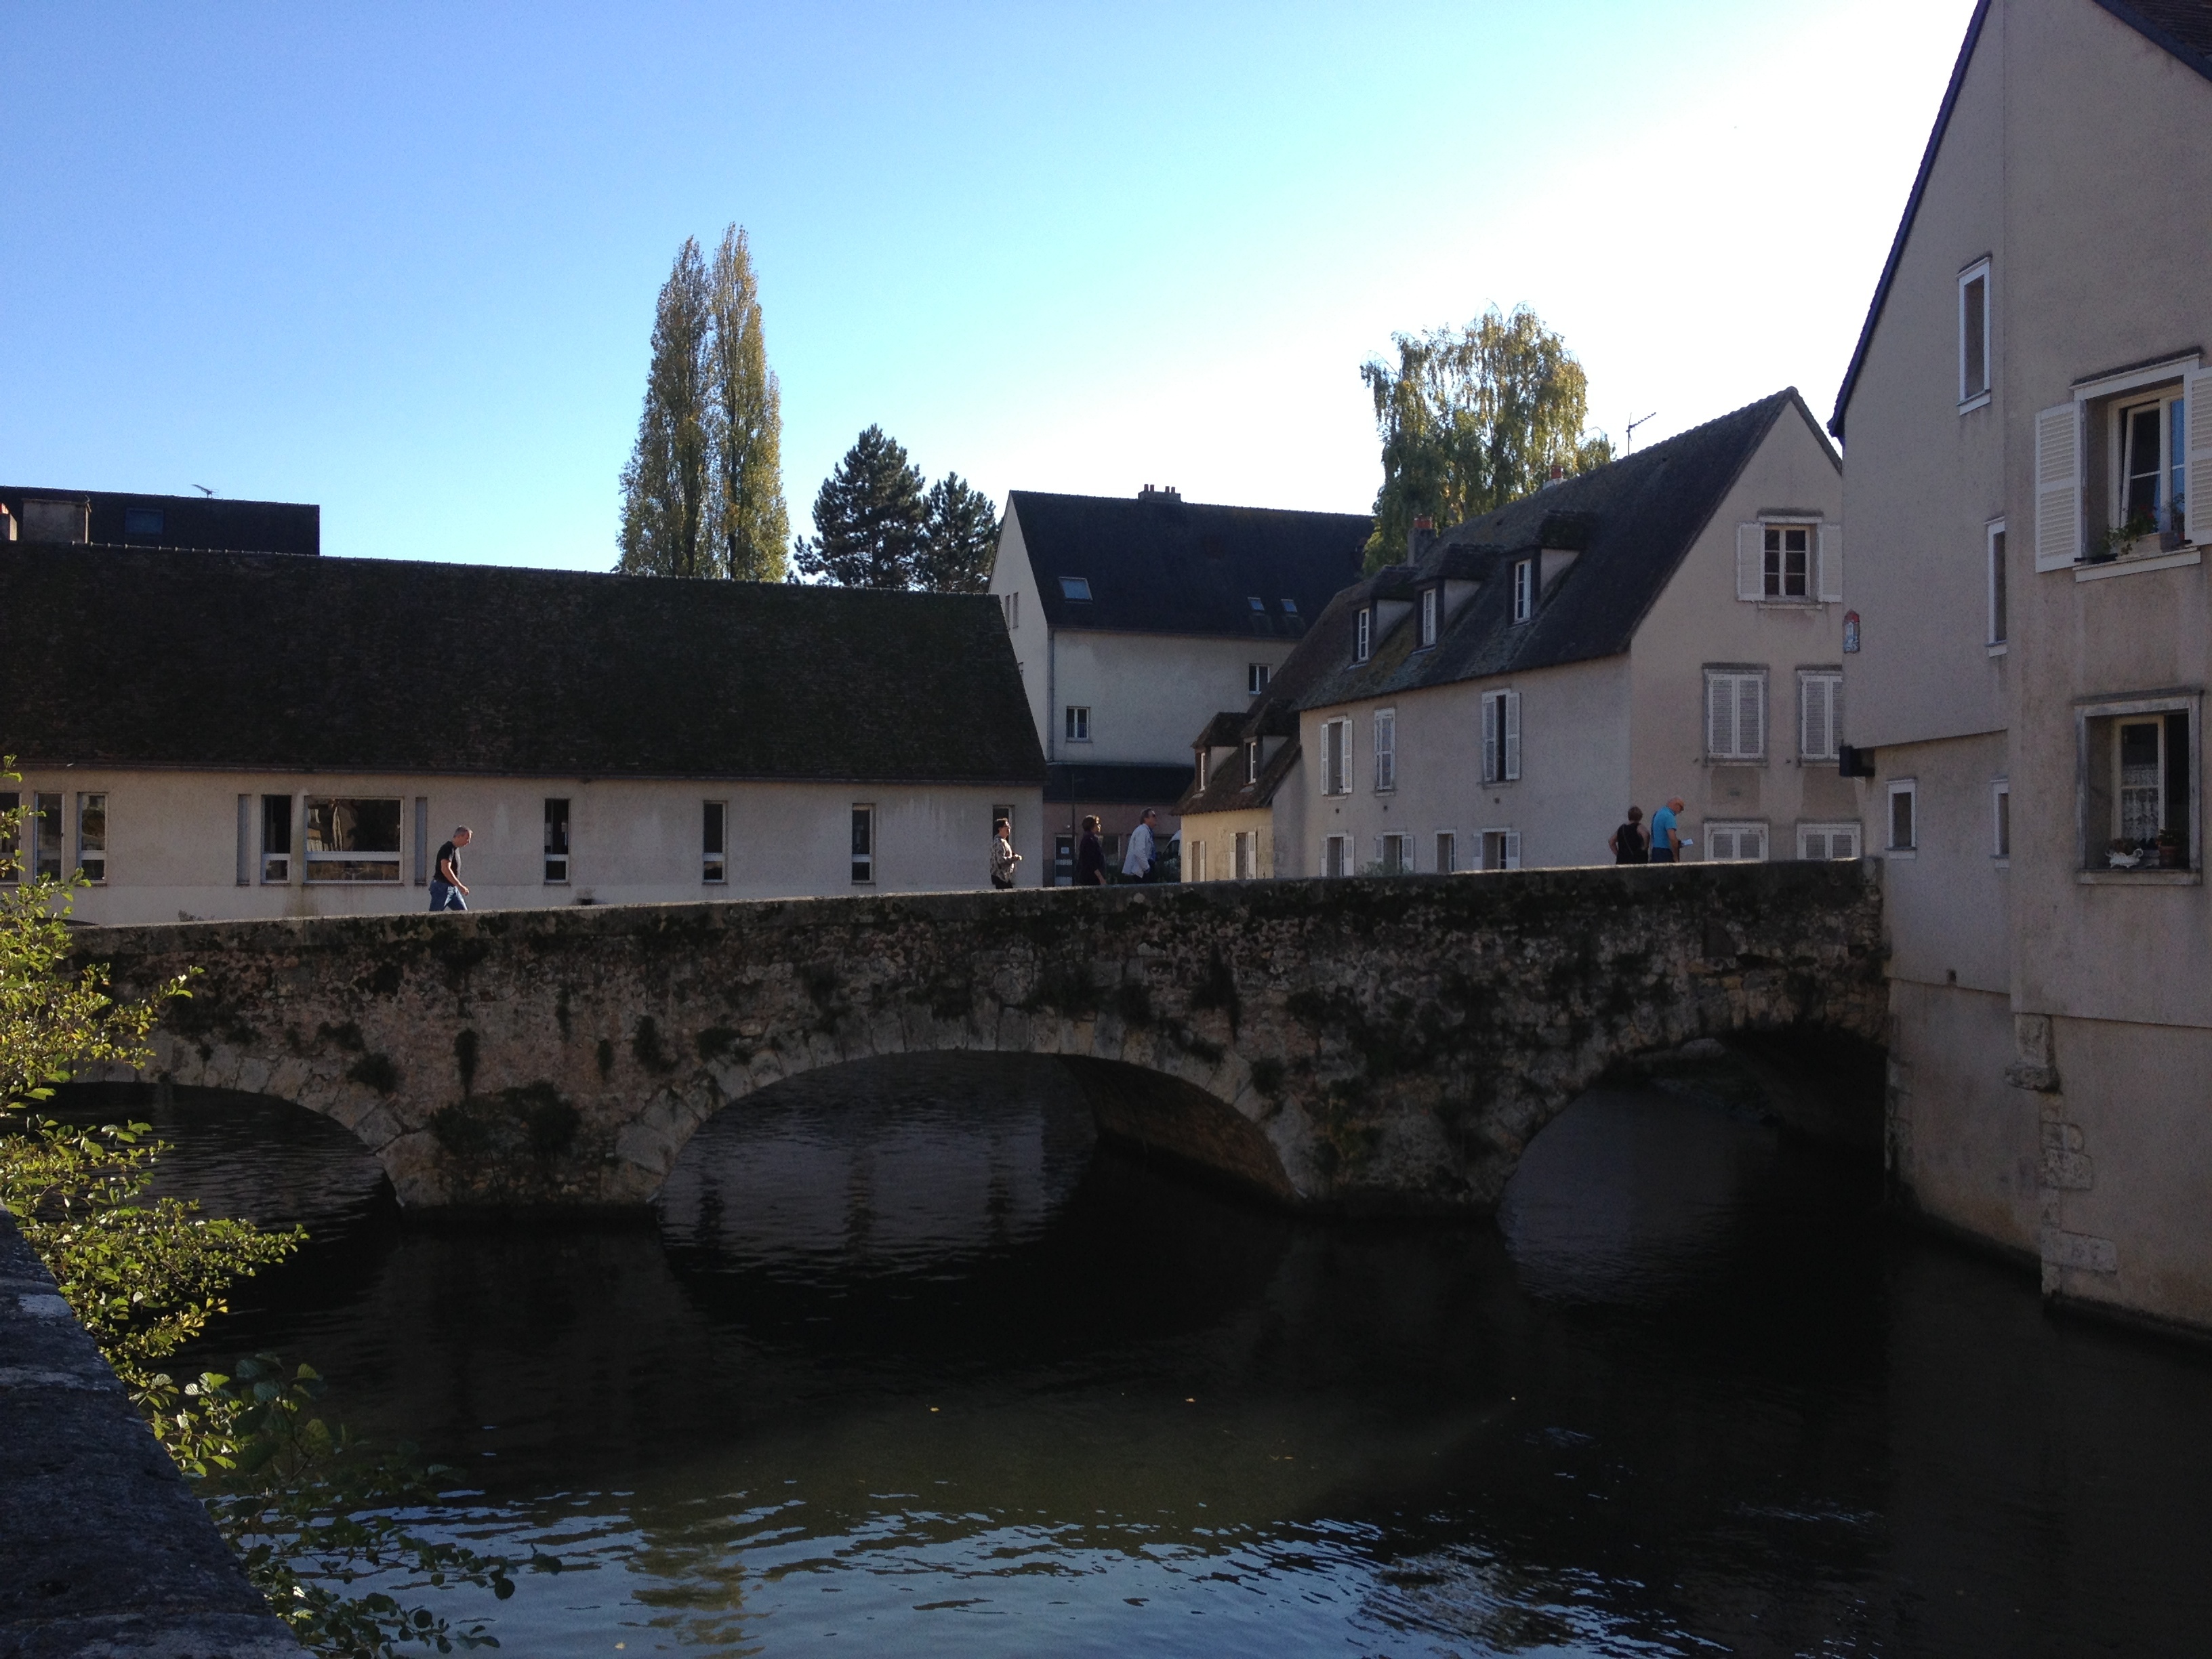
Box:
617 237 712 577
705 225 790 581
1360 304 1613 571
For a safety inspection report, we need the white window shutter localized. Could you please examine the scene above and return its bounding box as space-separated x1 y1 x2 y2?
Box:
1503 690 1522 781
1736 525 1763 600
1801 676 1832 760
1740 676 1765 759
1707 676 1734 758
1503 830 1521 870
2186 367 2212 546
2034 401 2083 571
1817 523 1843 602
1481 694 1500 783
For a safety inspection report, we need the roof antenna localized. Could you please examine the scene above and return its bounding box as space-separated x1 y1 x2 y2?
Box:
192 485 215 497
1624 413 1658 455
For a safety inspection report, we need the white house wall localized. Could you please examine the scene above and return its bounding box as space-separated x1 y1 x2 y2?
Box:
1048 630 1288 765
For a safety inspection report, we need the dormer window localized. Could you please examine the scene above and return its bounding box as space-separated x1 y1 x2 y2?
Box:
1419 588 1438 647
1246 739 1260 783
1060 576 1092 600
1355 607 1372 661
1198 750 1210 790
1512 560 1534 623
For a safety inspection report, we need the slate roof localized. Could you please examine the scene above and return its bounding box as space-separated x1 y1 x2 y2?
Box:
1 487 319 554
1830 0 2212 440
1272 390 1831 718
0 546 1044 784
1006 489 1369 638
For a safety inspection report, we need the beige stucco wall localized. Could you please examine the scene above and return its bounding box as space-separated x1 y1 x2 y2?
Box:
8 768 1043 927
1180 806 1275 882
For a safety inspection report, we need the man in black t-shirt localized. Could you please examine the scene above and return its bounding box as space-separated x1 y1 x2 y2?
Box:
430 826 472 911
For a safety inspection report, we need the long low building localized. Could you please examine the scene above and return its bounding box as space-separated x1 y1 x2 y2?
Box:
0 546 1044 922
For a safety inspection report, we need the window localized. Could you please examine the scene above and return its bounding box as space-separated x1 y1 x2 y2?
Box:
1189 839 1208 882
2082 705 2192 869
1987 522 2007 649
1705 821 1769 861
1059 576 1091 601
1324 834 1351 878
1480 689 1521 783
304 797 403 882
1799 671 1843 761
1991 780 2010 861
1768 525 1811 598
1322 718 1351 796
261 795 291 884
0 790 18 882
2114 389 2188 537
76 793 106 884
1248 662 1271 696
1374 708 1396 792
544 798 570 883
1245 739 1260 784
1233 831 1256 880
123 506 165 537
1004 591 1019 629
1281 598 1298 616
1065 705 1090 743
1355 607 1372 661
1512 559 1534 623
851 805 876 884
1959 259 1990 409
1419 588 1438 647
1435 831 1457 874
1479 828 1521 872
1887 779 1917 854
33 793 62 880
703 801 727 884
413 797 430 885
1706 670 1768 762
1197 749 1211 792
1380 832 1413 874
1248 596 1266 615
1798 822 1861 861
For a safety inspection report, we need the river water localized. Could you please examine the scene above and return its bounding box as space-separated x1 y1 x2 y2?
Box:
76 1054 2212 1657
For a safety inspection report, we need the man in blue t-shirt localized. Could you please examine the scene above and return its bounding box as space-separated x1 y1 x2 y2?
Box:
1648 799 1684 863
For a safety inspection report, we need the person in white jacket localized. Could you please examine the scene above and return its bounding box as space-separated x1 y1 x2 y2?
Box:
1121 809 1158 882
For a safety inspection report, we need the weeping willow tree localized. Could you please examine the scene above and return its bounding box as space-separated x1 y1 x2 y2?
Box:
1360 305 1613 571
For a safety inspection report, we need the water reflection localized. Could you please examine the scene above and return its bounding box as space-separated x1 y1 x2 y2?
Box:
52 1056 2212 1656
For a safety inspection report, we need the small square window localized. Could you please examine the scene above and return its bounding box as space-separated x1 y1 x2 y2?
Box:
1280 598 1298 615
1248 662 1270 696
1065 705 1090 743
1705 821 1769 862
851 805 876 884
1248 595 1265 613
1798 821 1861 861
544 798 571 884
122 506 165 537
1059 576 1092 600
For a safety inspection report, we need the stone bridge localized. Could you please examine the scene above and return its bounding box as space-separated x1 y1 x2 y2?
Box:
76 863 1887 1214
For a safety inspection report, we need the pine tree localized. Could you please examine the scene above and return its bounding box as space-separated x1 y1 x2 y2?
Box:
617 238 713 577
915 473 1000 593
795 426 927 588
705 225 790 581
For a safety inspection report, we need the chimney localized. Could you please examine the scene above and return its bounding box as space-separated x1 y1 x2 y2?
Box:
1543 463 1565 489
1410 515 1436 559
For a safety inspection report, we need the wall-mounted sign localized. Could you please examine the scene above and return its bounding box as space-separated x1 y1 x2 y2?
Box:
1843 610 1861 653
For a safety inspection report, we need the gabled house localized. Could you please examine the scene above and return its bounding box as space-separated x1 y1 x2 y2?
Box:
1830 0 2212 1333
0 545 1044 922
987 486 1367 879
1197 390 1844 879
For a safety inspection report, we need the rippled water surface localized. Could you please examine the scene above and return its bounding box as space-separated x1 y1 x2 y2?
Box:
68 1056 2212 1656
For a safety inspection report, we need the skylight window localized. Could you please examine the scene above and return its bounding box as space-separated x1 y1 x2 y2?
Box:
1281 598 1298 615
1248 596 1265 612
1060 576 1092 600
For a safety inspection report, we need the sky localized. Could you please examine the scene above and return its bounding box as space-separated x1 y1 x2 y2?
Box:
1 1 1979 569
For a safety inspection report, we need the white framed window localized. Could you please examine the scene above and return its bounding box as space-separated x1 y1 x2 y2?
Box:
261 794 292 884
2085 707 2192 867
1799 670 1843 761
1374 708 1396 792
1197 749 1211 792
1986 520 2007 649
1736 522 1842 602
703 800 727 884
1705 821 1768 861
1797 821 1861 861
1512 559 1534 623
1059 575 1091 600
1322 718 1351 796
1887 779 1917 855
1324 834 1351 877
544 797 571 884
2043 362 2212 569
1233 831 1256 880
1706 670 1768 762
1246 739 1260 783
1248 661 1271 696
850 804 876 884
1379 831 1413 874
1065 705 1090 743
1959 258 1990 410
1419 588 1438 647
1990 779 2009 861
1479 689 1521 783
1479 827 1521 872
1435 831 1457 874
2111 387 2188 539
1188 839 1208 882
0 789 19 883
75 793 106 884
304 797 403 883
1355 607 1372 661
31 793 62 881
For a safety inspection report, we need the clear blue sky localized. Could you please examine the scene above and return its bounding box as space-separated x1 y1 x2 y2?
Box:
2 1 1975 569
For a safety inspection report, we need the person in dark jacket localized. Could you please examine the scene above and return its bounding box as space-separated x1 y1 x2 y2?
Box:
1075 815 1107 886
1609 806 1649 865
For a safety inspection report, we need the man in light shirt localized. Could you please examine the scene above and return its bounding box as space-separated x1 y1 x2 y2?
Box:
1121 808 1158 882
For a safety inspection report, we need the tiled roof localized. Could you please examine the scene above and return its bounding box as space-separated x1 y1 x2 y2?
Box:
1282 390 1829 714
1006 490 1368 638
1 486 319 554
0 546 1044 784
